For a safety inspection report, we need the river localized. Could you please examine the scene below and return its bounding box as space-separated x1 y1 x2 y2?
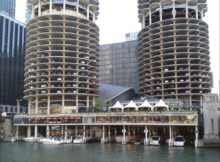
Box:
0 142 219 162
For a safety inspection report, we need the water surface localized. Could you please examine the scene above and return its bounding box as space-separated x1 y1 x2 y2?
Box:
0 143 219 162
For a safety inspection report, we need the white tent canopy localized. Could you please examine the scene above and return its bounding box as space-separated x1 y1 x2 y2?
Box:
137 100 153 111
153 99 169 111
124 100 137 111
109 101 124 112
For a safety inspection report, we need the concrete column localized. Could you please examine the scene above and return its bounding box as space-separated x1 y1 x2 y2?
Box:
27 126 31 137
38 0 41 16
87 96 89 112
159 3 162 21
34 125 38 140
16 99 20 114
142 14 145 28
172 0 176 19
83 125 86 142
46 125 50 138
15 126 19 140
144 126 149 145
62 95 65 113
169 126 173 146
108 126 111 139
186 0 188 18
49 0 52 14
64 126 68 139
28 100 31 114
87 5 90 20
149 8 152 25
195 126 199 147
47 96 50 114
93 97 95 107
35 98 38 114
122 125 126 144
201 9 203 20
196 5 198 19
93 12 96 22
76 0 79 16
31 5 35 18
63 0 66 13
76 96 79 113
75 126 78 136
102 125 105 140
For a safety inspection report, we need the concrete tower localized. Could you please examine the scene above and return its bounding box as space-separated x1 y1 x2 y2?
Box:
138 0 212 108
24 0 99 114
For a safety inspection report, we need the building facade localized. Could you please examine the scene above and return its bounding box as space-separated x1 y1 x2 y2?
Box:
99 34 139 93
0 13 26 111
24 0 99 114
0 0 16 18
137 0 212 108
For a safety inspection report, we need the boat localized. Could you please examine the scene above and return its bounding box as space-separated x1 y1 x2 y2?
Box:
149 136 160 146
73 135 86 144
115 136 129 144
23 137 36 142
173 135 185 147
41 138 62 145
60 137 72 144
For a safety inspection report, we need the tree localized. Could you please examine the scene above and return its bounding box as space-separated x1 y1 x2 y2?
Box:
95 97 106 112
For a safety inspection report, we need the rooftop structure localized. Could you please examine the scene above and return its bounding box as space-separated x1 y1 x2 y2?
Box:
24 0 99 114
137 0 212 108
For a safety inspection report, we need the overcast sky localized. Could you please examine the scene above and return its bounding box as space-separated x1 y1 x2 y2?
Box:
16 0 219 94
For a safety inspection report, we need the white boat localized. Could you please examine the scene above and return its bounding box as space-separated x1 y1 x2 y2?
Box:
115 136 129 144
173 135 185 147
41 138 62 145
23 137 36 142
149 136 160 146
73 135 86 144
61 137 72 144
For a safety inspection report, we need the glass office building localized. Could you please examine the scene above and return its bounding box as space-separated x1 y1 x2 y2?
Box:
99 37 139 93
0 0 16 18
0 13 25 109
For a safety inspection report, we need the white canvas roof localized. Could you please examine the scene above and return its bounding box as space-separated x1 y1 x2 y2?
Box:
138 100 152 108
109 101 124 111
154 99 169 109
124 100 137 109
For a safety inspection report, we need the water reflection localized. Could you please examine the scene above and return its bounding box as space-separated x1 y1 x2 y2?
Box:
0 143 219 162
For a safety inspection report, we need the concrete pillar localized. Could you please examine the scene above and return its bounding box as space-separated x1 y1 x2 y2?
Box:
159 3 162 21
142 14 145 28
76 0 79 16
76 96 79 113
47 96 50 114
149 8 152 25
87 96 89 112
87 5 90 20
169 126 173 146
64 126 68 139
35 97 38 114
93 12 96 22
196 5 198 19
172 0 176 19
38 0 41 16
62 95 65 113
46 125 50 138
63 0 66 13
27 126 31 137
16 99 20 114
49 0 52 14
108 126 111 139
144 126 149 145
186 0 188 18
31 5 35 18
201 9 203 20
195 126 199 147
15 126 19 140
83 125 86 142
102 125 105 140
122 125 126 144
28 100 31 114
75 125 78 136
34 125 38 140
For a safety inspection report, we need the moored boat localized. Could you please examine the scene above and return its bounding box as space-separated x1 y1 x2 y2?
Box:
41 138 62 145
173 135 185 147
73 135 85 144
149 136 160 146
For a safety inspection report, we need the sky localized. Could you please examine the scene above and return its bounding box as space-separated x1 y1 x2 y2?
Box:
15 0 219 94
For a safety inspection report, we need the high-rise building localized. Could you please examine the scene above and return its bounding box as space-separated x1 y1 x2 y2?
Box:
24 0 99 114
0 0 16 18
99 33 139 93
137 0 212 107
0 12 26 113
